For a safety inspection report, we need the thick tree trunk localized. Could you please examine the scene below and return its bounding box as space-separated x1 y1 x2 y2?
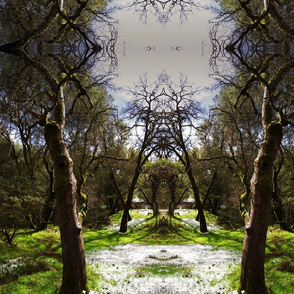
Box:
240 88 283 294
45 88 88 294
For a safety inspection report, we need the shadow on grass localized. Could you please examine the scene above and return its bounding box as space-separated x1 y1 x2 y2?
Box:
171 218 244 251
84 215 244 252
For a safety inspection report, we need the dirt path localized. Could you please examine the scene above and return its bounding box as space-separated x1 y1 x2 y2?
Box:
86 244 241 293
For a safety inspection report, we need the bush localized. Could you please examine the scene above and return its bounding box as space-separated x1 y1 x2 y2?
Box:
0 257 51 284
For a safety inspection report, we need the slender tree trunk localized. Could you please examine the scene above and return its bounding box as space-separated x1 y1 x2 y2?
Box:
168 190 176 217
152 201 159 217
196 172 216 221
168 201 175 217
240 87 283 294
40 157 56 230
111 171 131 220
186 168 207 233
119 168 140 233
44 88 88 294
272 163 287 230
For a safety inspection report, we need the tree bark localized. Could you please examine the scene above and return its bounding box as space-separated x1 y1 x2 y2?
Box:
44 88 88 294
188 168 207 233
168 200 175 217
240 87 283 294
111 171 131 220
119 167 140 233
272 159 287 230
196 171 216 221
152 201 159 216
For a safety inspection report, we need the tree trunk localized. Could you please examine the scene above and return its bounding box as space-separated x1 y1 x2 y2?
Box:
119 168 140 233
196 172 216 221
272 164 287 230
111 171 131 220
186 168 208 233
168 200 175 217
44 88 88 294
40 159 56 230
240 87 283 294
152 201 159 217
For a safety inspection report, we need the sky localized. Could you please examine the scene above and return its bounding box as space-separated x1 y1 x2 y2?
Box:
97 0 224 108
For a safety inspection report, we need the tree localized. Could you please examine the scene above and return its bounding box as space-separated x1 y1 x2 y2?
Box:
156 75 208 232
119 77 160 233
0 0 112 292
212 1 294 292
203 85 261 223
139 159 188 217
131 0 199 24
118 74 209 232
0 131 44 244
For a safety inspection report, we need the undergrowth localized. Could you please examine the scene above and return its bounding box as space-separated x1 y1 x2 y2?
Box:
0 209 293 293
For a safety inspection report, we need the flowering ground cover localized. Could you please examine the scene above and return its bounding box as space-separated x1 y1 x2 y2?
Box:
0 209 293 293
86 243 241 293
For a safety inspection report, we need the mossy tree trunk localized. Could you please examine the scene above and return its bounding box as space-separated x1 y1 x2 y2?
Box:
44 88 88 294
240 87 283 294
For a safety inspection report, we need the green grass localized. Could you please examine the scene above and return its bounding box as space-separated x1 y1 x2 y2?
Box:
225 226 294 294
134 264 193 277
0 210 293 294
0 228 62 294
264 227 294 294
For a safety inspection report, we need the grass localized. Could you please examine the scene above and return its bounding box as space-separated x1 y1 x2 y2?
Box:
225 225 294 294
0 227 62 293
134 264 193 277
0 209 293 293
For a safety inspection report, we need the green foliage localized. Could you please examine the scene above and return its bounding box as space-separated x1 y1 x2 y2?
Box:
0 176 44 244
134 264 193 277
0 212 293 293
0 227 62 293
83 210 244 251
227 227 294 293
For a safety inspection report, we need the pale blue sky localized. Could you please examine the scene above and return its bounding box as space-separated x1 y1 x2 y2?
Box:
102 0 225 108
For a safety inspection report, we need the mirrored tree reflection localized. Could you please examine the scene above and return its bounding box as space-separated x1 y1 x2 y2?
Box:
210 1 294 293
131 0 200 24
1 0 294 293
0 1 118 293
119 73 208 233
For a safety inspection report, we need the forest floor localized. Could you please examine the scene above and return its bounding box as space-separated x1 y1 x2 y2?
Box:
87 243 240 294
86 210 241 294
1 209 293 293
